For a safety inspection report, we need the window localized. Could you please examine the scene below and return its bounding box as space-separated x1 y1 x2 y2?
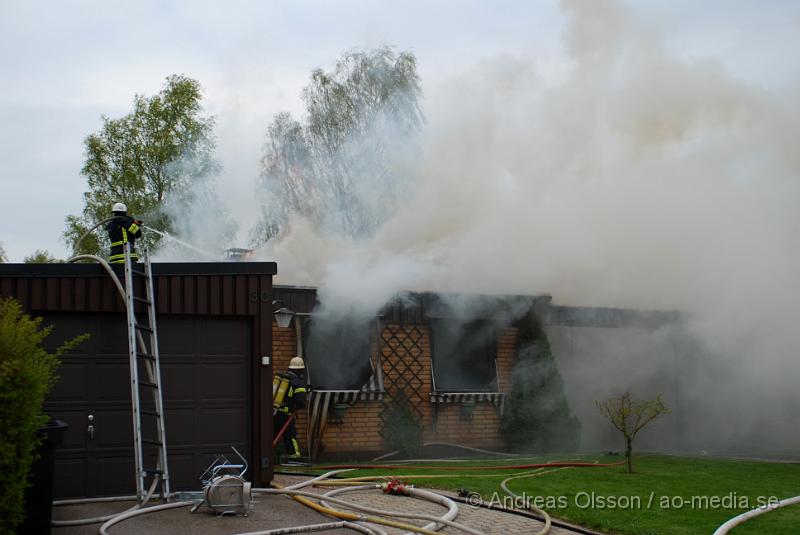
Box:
430 319 499 392
302 315 379 391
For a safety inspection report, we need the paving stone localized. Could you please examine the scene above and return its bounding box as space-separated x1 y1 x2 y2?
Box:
50 475 593 535
274 474 589 535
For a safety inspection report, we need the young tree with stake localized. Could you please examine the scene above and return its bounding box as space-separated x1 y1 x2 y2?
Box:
596 391 670 473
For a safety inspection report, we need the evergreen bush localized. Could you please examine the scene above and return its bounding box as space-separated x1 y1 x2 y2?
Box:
0 298 87 534
501 307 581 452
379 392 423 457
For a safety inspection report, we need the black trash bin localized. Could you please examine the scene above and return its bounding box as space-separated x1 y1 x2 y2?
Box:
19 419 68 535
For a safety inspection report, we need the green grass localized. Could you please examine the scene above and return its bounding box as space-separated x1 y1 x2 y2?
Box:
289 454 800 534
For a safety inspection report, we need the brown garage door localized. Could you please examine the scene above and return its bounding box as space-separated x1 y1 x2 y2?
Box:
43 313 251 498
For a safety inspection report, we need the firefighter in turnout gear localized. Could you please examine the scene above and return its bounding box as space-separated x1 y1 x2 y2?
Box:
106 203 143 263
274 357 307 458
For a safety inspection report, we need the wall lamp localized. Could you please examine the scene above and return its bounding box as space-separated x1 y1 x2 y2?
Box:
272 300 294 328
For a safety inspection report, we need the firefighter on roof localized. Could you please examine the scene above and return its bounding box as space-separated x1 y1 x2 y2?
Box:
106 202 143 263
273 357 307 458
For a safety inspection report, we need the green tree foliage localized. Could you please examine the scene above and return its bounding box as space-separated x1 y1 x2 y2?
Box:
379 393 423 457
501 308 581 452
0 242 6 263
0 299 88 533
63 75 228 256
23 250 62 264
597 391 670 473
255 47 424 241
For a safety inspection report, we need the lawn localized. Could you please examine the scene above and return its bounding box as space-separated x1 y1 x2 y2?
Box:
290 454 800 534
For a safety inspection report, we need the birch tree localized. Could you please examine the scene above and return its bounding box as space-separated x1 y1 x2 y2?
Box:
63 75 229 256
255 47 423 242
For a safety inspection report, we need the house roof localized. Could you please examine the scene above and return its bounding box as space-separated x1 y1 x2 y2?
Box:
0 261 277 277
272 285 683 328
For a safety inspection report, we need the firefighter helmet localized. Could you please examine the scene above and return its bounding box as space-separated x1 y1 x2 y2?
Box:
288 357 306 370
112 202 127 213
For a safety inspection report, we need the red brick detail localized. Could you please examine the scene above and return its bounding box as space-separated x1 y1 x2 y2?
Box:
497 327 519 393
272 320 297 372
309 403 383 453
424 404 505 450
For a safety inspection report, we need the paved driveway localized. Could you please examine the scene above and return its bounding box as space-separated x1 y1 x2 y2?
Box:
51 474 595 534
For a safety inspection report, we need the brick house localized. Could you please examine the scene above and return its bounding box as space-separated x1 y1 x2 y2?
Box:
272 286 684 459
271 287 554 458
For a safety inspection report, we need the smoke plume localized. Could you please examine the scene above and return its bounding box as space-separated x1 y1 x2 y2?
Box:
257 0 800 453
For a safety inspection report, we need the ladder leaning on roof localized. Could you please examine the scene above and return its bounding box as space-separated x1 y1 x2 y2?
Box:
122 242 170 501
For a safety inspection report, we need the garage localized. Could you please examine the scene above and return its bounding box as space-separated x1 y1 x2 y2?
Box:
0 261 277 496
43 313 251 497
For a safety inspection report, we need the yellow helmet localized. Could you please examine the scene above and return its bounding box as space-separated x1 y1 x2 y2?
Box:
288 357 305 370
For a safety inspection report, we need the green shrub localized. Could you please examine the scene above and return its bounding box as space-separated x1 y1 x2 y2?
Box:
501 307 581 452
0 298 87 534
379 392 423 457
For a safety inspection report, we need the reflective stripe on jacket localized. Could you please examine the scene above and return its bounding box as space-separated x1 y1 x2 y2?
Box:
106 216 142 263
278 371 308 412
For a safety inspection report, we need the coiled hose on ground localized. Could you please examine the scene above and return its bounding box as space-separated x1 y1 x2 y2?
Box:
260 485 480 535
54 446 614 534
321 485 457 529
305 457 619 535
59 468 487 534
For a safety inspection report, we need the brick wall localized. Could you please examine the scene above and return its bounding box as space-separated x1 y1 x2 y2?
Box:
271 320 519 457
313 403 383 454
497 328 518 392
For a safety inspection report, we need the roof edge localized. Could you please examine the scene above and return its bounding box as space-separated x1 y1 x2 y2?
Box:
0 262 278 277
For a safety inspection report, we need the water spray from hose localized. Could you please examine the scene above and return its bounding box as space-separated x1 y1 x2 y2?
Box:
71 218 219 261
144 227 219 260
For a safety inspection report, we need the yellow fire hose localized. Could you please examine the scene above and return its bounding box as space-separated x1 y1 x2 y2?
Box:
270 482 450 535
291 459 593 535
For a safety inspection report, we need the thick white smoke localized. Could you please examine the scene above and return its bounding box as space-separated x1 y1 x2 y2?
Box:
257 0 800 452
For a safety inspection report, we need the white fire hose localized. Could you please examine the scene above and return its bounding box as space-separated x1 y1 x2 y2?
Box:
712 494 800 534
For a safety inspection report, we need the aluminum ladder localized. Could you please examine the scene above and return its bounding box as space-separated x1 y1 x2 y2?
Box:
122 243 170 501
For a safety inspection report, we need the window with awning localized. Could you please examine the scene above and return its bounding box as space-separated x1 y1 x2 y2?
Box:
429 318 499 393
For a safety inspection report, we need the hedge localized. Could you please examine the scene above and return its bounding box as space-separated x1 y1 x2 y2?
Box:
0 298 87 534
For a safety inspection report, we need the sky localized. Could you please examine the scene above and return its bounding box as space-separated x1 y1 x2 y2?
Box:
0 0 798 262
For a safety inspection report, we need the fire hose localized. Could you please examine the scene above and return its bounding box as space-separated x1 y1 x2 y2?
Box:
273 413 296 447
303 458 613 535
52 253 166 527
320 484 463 533
237 521 380 534
71 216 218 260
56 458 612 534
71 217 125 255
314 460 626 471
53 425 598 534
712 494 800 535
372 442 521 462
261 470 480 534
57 469 484 534
256 485 483 535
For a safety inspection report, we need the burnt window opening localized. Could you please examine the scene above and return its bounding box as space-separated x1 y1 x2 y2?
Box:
302 315 382 391
430 319 499 393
